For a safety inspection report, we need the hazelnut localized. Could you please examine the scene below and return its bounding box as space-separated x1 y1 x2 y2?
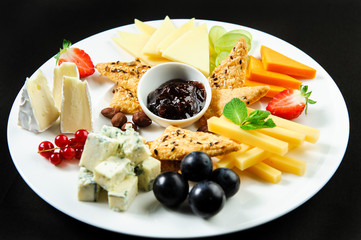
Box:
197 125 211 133
101 107 120 119
121 122 137 131
132 111 152 127
111 112 127 127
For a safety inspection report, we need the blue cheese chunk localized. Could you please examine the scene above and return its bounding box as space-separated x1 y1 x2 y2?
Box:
101 124 151 165
108 175 138 212
135 157 161 191
93 156 134 191
79 133 122 172
78 167 100 202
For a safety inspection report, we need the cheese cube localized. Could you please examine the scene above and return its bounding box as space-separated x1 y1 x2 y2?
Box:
135 156 161 191
108 175 138 212
61 76 92 133
77 167 100 202
101 124 151 165
79 133 122 172
18 70 59 132
93 156 134 191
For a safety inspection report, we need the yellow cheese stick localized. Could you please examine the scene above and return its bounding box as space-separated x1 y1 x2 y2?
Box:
246 162 282 184
263 155 306 176
257 126 306 146
208 116 289 156
215 143 251 169
220 147 270 171
247 107 320 143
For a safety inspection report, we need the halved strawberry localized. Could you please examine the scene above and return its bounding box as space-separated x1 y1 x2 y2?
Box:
266 85 316 120
54 39 95 78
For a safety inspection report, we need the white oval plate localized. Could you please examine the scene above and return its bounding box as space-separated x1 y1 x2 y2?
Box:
7 19 349 238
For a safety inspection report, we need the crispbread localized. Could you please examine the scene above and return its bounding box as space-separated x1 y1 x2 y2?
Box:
199 86 270 125
208 38 248 89
147 126 241 161
96 58 151 113
109 86 142 114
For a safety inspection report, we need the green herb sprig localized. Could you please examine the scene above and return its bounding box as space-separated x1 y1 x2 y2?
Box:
223 98 276 130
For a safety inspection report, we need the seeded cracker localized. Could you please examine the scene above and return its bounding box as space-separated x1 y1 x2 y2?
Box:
199 86 270 125
208 38 248 89
95 58 151 113
147 126 241 162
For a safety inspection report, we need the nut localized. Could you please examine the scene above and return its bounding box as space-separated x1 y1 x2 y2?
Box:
101 107 120 119
197 124 211 133
132 111 152 127
111 112 127 127
121 122 137 131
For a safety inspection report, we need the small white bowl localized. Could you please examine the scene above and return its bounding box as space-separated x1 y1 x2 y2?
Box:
137 62 212 128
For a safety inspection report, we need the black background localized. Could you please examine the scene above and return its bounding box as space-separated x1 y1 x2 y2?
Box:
1 0 360 239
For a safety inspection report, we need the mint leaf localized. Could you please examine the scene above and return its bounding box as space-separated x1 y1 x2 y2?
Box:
223 98 276 130
223 98 247 125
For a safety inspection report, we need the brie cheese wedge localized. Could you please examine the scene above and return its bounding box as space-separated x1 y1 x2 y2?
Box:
18 70 59 132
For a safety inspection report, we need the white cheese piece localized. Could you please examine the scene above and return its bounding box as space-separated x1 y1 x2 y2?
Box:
142 16 176 57
79 133 122 172
77 167 100 202
53 62 79 110
135 156 161 191
108 174 138 212
60 76 92 133
18 70 59 132
134 18 156 35
162 23 209 76
101 124 151 165
93 156 134 191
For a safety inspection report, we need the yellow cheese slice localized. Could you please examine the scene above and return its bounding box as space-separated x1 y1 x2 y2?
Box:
142 16 176 57
157 18 195 53
162 23 209 76
112 32 169 65
134 19 156 35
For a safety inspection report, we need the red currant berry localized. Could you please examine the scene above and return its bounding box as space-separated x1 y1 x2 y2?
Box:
54 134 69 148
75 129 88 145
68 137 79 147
38 141 55 159
75 147 83 160
50 152 62 165
60 147 76 160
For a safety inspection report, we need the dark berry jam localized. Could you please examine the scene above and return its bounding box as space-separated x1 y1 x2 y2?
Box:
147 79 206 120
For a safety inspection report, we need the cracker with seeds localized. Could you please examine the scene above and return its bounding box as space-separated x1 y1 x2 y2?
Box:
147 126 241 161
96 58 151 113
208 38 248 89
109 86 142 114
199 86 270 125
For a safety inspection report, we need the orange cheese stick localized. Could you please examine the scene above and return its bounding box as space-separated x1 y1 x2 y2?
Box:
247 56 302 89
244 79 285 98
260 46 316 79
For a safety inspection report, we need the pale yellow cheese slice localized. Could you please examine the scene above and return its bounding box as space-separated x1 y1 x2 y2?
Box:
112 32 169 65
162 23 209 76
134 19 156 35
142 16 176 57
157 18 195 53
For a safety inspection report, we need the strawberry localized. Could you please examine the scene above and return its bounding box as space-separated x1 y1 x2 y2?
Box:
54 39 95 78
266 85 316 120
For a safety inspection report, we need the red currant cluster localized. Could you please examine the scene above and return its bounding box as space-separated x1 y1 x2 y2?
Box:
38 129 89 165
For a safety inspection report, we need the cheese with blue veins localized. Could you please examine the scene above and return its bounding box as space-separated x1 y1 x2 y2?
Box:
135 156 161 191
77 167 100 202
108 174 138 212
79 133 122 172
93 156 134 191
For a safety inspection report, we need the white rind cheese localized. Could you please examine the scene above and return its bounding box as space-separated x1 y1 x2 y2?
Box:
135 156 161 191
93 156 134 191
79 133 122 172
108 174 138 212
53 62 79 110
77 167 100 202
60 76 92 133
18 70 59 133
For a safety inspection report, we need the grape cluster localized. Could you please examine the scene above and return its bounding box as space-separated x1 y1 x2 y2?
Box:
153 151 240 218
38 129 89 165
